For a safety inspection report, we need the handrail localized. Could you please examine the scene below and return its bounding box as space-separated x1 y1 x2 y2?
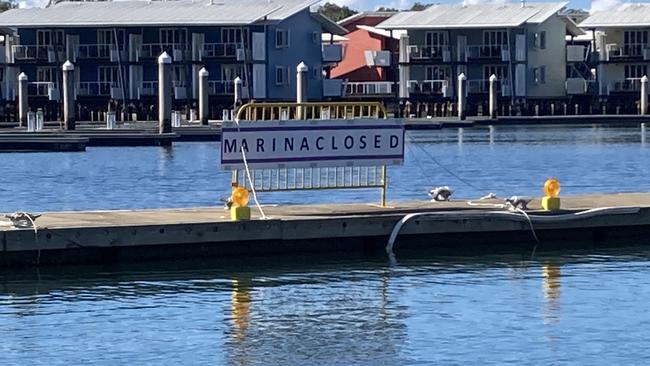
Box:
236 101 388 121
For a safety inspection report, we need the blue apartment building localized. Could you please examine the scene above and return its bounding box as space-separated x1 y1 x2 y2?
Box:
0 0 345 121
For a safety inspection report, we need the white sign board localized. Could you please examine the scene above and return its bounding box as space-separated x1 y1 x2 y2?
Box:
221 119 404 169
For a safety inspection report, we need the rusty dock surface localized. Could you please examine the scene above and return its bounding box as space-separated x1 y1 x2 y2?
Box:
2 193 650 266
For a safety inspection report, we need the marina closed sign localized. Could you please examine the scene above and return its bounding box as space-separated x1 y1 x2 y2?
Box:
221 119 404 169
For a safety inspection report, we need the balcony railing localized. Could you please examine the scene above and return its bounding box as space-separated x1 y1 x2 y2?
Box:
79 81 115 96
12 45 64 61
466 44 509 60
467 79 506 93
609 78 642 93
605 44 650 60
408 45 451 61
203 43 240 58
344 81 393 96
408 79 449 95
140 43 189 60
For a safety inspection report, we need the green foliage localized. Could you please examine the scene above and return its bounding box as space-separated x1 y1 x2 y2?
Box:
318 2 358 22
410 2 433 11
0 0 16 12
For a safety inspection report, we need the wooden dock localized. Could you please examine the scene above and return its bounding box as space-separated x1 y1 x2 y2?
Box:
1 193 650 267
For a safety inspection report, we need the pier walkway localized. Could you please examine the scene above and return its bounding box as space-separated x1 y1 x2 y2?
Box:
2 193 650 266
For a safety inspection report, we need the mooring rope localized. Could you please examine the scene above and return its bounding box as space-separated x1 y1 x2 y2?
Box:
233 117 267 220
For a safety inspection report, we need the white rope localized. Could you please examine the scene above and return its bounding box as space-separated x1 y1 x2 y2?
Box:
233 117 267 220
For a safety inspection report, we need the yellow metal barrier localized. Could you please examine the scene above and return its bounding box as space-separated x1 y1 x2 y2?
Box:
228 101 391 206
235 101 388 121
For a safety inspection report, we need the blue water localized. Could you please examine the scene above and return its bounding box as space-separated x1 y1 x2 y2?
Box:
0 124 648 212
2 249 650 365
2 125 650 364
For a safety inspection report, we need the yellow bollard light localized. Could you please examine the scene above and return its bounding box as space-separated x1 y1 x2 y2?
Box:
541 178 561 211
230 185 251 221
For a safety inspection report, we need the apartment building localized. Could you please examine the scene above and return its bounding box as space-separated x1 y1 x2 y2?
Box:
0 0 345 120
377 2 584 112
580 4 650 104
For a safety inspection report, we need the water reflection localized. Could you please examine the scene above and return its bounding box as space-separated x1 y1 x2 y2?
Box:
542 262 561 325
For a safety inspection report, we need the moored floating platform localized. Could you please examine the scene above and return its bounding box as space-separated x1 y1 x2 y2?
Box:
2 193 650 267
0 135 88 152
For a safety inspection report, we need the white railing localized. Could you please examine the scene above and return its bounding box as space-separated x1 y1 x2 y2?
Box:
77 44 111 59
408 45 451 60
12 45 62 60
344 81 393 96
605 44 649 60
609 78 642 93
408 79 448 95
203 43 240 58
466 44 509 59
140 43 188 59
79 81 114 96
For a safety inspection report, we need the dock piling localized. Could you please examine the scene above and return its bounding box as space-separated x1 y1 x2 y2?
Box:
158 52 172 134
489 74 497 119
458 73 466 120
641 75 648 115
296 62 308 119
18 72 28 128
198 67 209 126
234 76 242 115
62 60 75 131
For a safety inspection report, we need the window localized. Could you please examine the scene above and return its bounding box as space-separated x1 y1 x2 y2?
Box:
275 66 289 85
275 29 289 48
312 31 321 44
483 30 507 46
312 65 322 80
98 66 119 94
624 30 648 57
426 66 450 81
36 30 64 47
222 64 245 81
533 31 546 49
625 64 647 78
533 66 546 84
425 31 448 57
160 28 187 46
221 28 248 44
37 67 56 82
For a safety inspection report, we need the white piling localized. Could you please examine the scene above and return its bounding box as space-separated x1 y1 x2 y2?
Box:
198 67 209 125
489 74 497 119
458 73 467 120
18 73 28 128
641 75 648 115
158 52 172 133
62 60 75 130
296 61 308 120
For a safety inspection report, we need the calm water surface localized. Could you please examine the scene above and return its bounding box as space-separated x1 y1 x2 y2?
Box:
0 124 647 211
2 249 650 365
1 125 650 364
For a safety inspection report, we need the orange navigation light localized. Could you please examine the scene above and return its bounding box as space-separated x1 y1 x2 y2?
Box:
543 178 561 198
231 185 250 208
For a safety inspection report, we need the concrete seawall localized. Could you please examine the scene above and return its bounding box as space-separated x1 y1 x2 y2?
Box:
2 193 650 267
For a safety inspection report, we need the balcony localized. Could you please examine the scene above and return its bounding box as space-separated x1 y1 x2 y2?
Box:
467 79 511 96
323 79 343 97
605 44 650 61
408 45 451 61
466 45 509 61
12 45 65 62
322 44 343 63
140 44 189 61
203 43 242 59
609 78 642 93
408 79 449 96
344 81 393 96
